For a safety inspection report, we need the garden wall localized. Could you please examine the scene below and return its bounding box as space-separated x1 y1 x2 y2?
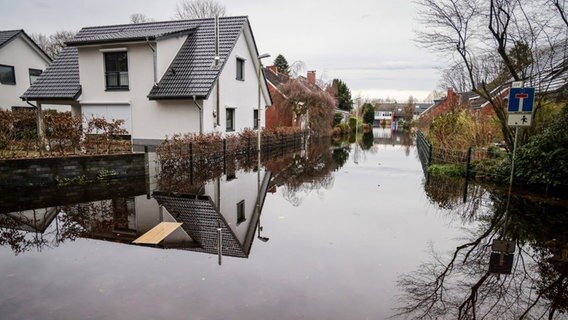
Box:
0 153 145 189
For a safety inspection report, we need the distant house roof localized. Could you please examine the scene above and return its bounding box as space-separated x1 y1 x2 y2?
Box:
22 16 252 101
0 30 21 48
374 102 398 112
0 29 51 62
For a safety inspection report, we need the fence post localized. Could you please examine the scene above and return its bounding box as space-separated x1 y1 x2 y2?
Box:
247 137 251 162
189 142 193 185
462 147 473 203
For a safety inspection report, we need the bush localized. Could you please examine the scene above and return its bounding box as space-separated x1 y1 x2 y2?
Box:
333 112 344 126
513 105 568 187
428 163 464 177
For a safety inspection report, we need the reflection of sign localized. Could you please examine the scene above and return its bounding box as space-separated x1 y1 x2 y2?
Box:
507 113 532 127
560 248 568 262
492 240 515 253
489 252 514 274
508 87 535 113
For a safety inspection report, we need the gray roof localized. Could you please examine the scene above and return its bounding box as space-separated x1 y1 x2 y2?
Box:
0 30 21 48
22 16 251 101
21 47 81 101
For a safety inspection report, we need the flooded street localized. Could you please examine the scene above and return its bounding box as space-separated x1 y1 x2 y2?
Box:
0 130 566 319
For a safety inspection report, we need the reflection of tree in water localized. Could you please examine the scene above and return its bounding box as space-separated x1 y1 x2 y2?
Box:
361 131 374 150
396 186 568 319
267 138 348 207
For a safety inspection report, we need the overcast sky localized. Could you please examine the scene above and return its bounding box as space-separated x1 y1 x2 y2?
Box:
0 0 444 102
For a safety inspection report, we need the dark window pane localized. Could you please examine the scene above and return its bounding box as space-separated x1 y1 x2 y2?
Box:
237 200 245 224
226 108 235 131
0 65 16 85
236 58 244 80
104 52 129 89
253 109 258 129
29 68 42 84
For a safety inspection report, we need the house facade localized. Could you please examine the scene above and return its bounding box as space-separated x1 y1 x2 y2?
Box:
22 17 271 146
0 30 51 110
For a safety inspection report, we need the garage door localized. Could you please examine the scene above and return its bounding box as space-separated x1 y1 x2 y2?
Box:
82 104 132 134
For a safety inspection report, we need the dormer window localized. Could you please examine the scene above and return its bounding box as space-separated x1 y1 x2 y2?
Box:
104 52 129 90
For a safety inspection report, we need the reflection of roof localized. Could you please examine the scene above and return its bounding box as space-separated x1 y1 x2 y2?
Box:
23 16 249 101
153 193 248 258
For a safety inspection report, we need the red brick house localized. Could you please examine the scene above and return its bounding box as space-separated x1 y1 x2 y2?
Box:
264 66 321 129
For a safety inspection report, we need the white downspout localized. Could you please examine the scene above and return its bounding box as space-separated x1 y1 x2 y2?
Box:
193 95 203 134
146 37 157 84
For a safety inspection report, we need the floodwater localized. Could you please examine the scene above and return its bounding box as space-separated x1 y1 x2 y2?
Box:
1 128 566 320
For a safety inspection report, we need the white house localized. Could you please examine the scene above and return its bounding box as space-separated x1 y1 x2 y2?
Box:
22 16 272 146
0 30 51 110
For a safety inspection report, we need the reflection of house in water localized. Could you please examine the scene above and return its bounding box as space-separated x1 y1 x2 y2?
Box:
0 169 271 261
372 128 414 146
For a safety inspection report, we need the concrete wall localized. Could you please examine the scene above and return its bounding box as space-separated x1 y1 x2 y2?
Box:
0 35 50 109
0 153 145 188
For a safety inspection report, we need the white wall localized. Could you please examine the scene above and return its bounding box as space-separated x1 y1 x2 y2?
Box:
208 27 269 134
204 169 264 244
75 25 269 143
77 41 201 142
0 35 50 109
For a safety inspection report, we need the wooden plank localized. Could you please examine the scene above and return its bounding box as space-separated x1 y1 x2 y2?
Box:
133 222 183 245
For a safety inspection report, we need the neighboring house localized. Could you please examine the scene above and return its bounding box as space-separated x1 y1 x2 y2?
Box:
418 87 460 127
264 65 292 128
0 30 51 110
22 17 271 146
264 66 324 130
373 103 396 127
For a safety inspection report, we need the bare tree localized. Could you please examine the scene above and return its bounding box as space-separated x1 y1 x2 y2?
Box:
416 0 567 151
129 13 154 24
174 0 226 19
30 30 76 59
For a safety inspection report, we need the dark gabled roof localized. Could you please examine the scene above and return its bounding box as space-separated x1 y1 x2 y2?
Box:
148 16 247 99
23 16 250 101
21 47 81 101
0 29 51 62
264 67 288 88
0 30 21 48
67 25 197 46
153 193 249 258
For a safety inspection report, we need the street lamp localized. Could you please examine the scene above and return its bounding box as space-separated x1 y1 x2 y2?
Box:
256 53 270 245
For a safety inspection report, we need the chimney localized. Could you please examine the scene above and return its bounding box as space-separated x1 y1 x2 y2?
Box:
307 70 316 85
267 65 278 74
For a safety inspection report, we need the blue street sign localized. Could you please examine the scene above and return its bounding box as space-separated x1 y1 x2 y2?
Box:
508 87 535 113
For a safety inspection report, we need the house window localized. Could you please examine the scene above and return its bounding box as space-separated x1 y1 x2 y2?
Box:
104 52 129 90
29 69 42 85
0 65 16 85
237 200 245 225
236 58 245 80
253 109 259 129
226 108 235 131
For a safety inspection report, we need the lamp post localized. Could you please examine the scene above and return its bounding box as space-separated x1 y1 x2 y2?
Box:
256 53 270 244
